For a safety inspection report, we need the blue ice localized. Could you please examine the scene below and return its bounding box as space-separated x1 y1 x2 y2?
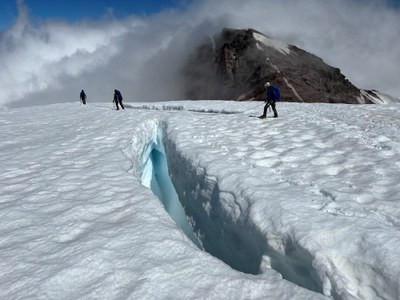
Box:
140 125 201 248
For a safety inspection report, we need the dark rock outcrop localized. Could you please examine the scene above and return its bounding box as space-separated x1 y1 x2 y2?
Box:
183 28 373 104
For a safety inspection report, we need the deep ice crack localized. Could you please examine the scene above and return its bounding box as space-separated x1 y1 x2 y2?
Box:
126 119 324 295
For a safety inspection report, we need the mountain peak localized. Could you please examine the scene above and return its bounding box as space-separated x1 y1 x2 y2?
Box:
183 28 379 104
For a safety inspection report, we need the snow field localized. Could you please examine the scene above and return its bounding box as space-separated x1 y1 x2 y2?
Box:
137 101 400 299
1 101 400 299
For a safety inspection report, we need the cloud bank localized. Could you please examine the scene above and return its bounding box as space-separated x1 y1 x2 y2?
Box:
1 0 399 108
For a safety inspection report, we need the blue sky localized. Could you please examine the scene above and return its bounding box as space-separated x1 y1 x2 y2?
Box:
0 0 190 30
1 0 399 30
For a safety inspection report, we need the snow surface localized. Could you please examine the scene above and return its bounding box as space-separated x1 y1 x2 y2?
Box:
1 100 400 300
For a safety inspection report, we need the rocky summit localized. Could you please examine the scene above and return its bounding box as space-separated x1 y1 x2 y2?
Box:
183 28 380 104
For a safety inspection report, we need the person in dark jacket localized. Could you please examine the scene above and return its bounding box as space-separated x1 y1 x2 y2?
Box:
259 82 278 119
80 90 87 105
113 89 125 110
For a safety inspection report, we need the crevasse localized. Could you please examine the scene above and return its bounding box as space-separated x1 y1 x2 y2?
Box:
128 119 323 295
137 120 202 248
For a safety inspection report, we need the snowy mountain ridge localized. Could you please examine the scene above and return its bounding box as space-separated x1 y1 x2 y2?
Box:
1 101 400 299
359 89 400 104
253 33 397 105
184 28 398 104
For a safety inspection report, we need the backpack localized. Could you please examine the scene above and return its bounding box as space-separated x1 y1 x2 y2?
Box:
266 85 280 101
116 90 123 101
271 85 280 101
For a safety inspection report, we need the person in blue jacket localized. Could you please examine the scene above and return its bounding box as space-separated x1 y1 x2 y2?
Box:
259 82 278 119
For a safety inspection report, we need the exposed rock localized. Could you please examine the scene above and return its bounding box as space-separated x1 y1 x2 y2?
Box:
183 28 374 104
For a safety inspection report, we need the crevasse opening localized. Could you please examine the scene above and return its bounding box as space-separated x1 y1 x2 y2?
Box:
139 122 202 248
134 120 323 295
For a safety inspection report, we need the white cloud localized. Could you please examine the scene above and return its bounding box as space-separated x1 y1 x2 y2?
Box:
1 0 399 108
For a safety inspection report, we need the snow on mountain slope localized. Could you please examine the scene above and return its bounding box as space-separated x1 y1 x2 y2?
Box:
1 101 400 300
359 89 400 104
253 31 292 55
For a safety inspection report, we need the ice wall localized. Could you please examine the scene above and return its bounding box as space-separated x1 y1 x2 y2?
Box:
164 137 323 293
135 121 201 248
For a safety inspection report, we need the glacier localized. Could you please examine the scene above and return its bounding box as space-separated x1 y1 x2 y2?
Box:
1 100 400 300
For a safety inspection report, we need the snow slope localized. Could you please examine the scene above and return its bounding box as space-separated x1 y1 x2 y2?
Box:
359 90 400 104
253 32 292 55
1 101 400 300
